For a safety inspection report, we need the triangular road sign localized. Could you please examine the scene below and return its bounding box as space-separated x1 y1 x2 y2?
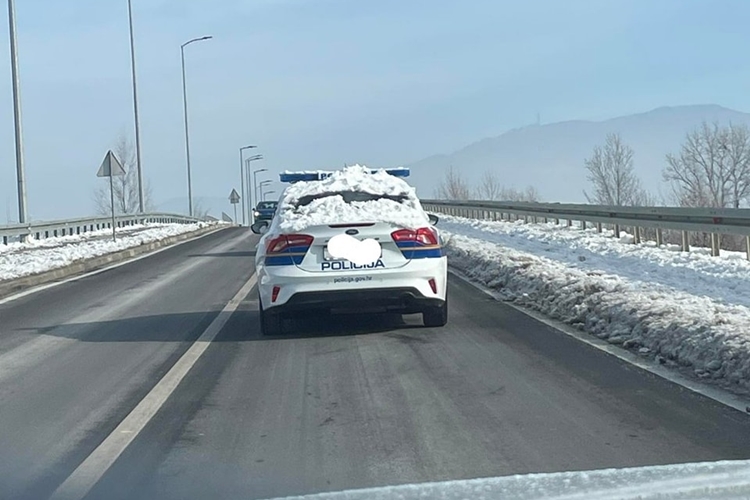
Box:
229 189 240 204
96 150 126 177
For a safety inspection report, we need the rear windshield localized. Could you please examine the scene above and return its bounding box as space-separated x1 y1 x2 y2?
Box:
257 202 278 209
295 191 409 208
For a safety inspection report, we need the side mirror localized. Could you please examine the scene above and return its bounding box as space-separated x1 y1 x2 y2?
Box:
428 213 439 226
251 221 269 234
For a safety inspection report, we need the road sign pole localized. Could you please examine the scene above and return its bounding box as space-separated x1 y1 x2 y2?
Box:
109 172 116 241
233 204 237 225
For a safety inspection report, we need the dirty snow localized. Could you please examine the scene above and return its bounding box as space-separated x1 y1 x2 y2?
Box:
0 222 211 281
275 165 430 232
267 459 750 500
439 215 750 394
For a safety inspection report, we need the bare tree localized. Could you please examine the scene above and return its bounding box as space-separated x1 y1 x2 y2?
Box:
475 171 503 200
496 185 540 202
435 166 470 200
193 199 212 220
94 133 152 215
664 122 750 209
583 133 648 206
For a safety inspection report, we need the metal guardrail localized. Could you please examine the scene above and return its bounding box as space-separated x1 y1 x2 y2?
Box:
422 199 750 259
0 213 203 245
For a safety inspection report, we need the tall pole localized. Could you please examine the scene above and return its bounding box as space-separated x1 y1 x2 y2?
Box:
238 145 256 226
180 45 192 217
181 36 212 217
127 0 145 213
245 159 252 224
8 0 27 224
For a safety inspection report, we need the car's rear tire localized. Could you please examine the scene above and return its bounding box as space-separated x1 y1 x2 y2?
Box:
260 301 283 336
422 299 448 327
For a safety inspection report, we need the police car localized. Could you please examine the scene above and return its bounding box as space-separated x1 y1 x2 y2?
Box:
251 165 447 335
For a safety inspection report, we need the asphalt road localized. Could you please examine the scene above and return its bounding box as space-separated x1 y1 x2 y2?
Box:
1 226 750 500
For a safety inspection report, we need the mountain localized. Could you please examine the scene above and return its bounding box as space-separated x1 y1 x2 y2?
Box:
407 105 750 202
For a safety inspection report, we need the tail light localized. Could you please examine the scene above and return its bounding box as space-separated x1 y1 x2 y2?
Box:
428 278 438 294
266 234 313 253
272 285 281 303
391 227 439 246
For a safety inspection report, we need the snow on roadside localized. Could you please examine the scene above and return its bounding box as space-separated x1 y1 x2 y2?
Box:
440 216 750 394
0 222 212 281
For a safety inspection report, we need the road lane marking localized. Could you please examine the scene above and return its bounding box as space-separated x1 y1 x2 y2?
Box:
50 272 258 500
449 269 750 415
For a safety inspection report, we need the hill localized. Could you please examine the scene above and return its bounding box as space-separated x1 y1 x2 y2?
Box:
407 105 750 202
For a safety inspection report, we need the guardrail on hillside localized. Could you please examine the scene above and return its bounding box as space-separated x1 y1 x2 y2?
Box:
0 213 203 245
421 199 750 260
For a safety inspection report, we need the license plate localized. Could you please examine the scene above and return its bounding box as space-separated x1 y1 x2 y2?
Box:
324 246 382 261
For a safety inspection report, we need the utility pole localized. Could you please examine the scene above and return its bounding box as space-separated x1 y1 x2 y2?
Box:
8 0 28 224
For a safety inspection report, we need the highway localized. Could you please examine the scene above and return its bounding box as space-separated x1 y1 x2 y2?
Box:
1 227 750 500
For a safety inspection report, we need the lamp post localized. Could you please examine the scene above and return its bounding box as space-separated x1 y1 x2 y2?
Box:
253 168 268 224
263 190 276 201
243 155 263 223
7 0 27 224
238 144 256 225
126 0 145 212
181 35 212 217
257 179 272 205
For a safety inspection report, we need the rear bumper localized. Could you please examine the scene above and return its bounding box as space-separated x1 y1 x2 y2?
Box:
277 287 444 314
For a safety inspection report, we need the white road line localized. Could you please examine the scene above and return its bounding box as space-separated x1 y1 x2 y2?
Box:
449 269 750 415
0 227 230 306
50 272 258 500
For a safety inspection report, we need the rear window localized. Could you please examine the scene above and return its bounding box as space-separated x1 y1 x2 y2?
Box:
295 191 409 208
257 202 278 209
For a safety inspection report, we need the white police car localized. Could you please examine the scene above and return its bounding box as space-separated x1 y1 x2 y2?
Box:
251 165 447 335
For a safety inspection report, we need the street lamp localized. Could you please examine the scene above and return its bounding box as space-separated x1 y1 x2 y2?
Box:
257 179 272 205
126 0 144 213
181 35 212 217
253 168 268 223
243 155 263 223
238 144 257 225
7 0 27 224
263 190 276 201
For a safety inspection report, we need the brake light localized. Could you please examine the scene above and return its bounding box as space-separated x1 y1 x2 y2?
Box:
391 227 438 246
266 234 314 253
428 278 438 294
272 285 281 303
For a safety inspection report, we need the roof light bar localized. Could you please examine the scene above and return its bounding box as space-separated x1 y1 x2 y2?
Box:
279 167 410 183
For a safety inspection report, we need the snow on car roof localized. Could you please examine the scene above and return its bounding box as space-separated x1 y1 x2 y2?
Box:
272 165 430 233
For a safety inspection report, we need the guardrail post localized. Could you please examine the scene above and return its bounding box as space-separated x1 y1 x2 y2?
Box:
524 215 528 223
656 229 663 247
543 217 548 224
555 218 559 225
633 227 641 244
711 234 720 257
746 236 750 261
613 224 620 238
681 231 690 252
596 222 602 233
567 219 572 228
581 220 586 230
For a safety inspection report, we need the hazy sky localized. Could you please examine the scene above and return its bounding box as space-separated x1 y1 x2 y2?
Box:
2 0 750 220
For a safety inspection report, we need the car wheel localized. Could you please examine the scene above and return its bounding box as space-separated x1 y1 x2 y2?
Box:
260 300 283 336
422 299 448 327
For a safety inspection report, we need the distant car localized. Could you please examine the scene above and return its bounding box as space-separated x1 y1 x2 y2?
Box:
253 201 278 222
251 165 447 336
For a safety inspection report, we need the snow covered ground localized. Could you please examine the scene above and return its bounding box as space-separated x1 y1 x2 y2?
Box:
269 459 750 499
0 222 213 282
439 215 750 395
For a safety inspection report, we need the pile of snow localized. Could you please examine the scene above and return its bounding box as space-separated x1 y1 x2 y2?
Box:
274 165 430 233
269 459 750 499
439 216 750 394
0 222 209 281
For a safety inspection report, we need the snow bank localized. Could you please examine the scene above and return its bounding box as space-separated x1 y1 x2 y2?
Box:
440 216 750 394
275 165 430 232
267 459 750 499
0 222 210 281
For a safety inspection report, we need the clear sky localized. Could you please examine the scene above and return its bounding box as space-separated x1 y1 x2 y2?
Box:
2 0 750 220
